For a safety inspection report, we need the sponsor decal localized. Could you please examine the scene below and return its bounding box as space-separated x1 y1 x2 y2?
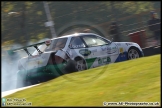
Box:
111 46 117 49
126 43 133 46
106 57 111 62
107 46 117 54
98 57 111 64
119 48 124 53
69 44 85 48
79 49 91 56
101 46 117 54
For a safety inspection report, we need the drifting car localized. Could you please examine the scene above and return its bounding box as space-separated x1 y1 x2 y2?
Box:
9 33 144 88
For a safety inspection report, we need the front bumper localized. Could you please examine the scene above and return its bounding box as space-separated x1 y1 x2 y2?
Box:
141 51 144 57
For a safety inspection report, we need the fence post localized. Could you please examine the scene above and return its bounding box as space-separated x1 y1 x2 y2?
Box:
137 14 147 47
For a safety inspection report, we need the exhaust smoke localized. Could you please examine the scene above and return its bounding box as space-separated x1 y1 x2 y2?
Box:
2 44 25 92
2 38 49 92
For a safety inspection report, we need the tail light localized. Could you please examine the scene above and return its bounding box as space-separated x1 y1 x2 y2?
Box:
45 40 51 46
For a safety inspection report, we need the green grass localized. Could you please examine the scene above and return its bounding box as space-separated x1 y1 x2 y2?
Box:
4 55 161 106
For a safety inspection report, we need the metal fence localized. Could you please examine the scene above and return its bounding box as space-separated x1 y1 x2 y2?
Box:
2 5 161 50
95 8 161 48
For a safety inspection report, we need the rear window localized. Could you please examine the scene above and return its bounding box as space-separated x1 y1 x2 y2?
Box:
47 38 67 51
32 38 67 55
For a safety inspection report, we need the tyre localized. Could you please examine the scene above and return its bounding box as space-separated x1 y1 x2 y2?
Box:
128 47 142 60
64 58 87 73
64 60 77 73
75 58 87 71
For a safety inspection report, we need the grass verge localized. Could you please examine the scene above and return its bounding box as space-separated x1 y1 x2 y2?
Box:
4 55 161 106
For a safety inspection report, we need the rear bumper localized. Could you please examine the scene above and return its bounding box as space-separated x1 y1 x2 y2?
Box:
17 63 67 81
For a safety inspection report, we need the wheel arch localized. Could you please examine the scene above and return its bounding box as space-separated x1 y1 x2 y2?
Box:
47 52 56 65
127 46 142 59
74 56 87 69
128 46 141 52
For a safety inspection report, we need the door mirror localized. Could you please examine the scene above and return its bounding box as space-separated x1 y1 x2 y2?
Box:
68 45 72 48
110 38 113 44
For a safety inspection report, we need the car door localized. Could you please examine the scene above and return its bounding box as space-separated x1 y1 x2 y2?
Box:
68 36 89 60
94 35 120 63
104 42 119 63
81 35 111 68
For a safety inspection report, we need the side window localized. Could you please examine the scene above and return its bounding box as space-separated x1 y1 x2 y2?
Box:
69 37 86 49
96 37 110 45
52 38 67 51
82 35 110 47
82 36 98 47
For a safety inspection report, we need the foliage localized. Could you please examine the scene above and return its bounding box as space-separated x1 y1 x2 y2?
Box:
1 1 160 46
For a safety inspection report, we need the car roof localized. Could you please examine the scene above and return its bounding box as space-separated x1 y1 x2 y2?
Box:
51 33 99 40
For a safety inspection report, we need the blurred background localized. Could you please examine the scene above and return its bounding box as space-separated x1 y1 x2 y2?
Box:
1 1 161 49
1 1 161 92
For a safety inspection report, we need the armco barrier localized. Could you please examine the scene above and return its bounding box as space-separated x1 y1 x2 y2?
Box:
142 45 161 57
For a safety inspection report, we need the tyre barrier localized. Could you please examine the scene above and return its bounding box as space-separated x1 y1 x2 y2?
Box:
142 45 161 57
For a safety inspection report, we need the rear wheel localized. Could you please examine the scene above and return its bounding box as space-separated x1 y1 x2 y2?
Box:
128 47 142 60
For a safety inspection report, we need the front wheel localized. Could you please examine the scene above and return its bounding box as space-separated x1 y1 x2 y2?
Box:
128 48 142 60
64 58 87 73
75 59 87 71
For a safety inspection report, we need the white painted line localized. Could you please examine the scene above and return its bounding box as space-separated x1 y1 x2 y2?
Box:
1 84 40 97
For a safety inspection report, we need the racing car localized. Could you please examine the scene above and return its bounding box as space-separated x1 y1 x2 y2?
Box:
9 33 144 88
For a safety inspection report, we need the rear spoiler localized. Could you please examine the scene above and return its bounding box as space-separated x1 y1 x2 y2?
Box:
7 40 51 56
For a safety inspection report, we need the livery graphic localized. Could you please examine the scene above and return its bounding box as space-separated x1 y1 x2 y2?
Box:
79 49 91 56
98 57 111 64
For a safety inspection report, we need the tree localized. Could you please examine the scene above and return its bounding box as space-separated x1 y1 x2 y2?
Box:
1 1 160 47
